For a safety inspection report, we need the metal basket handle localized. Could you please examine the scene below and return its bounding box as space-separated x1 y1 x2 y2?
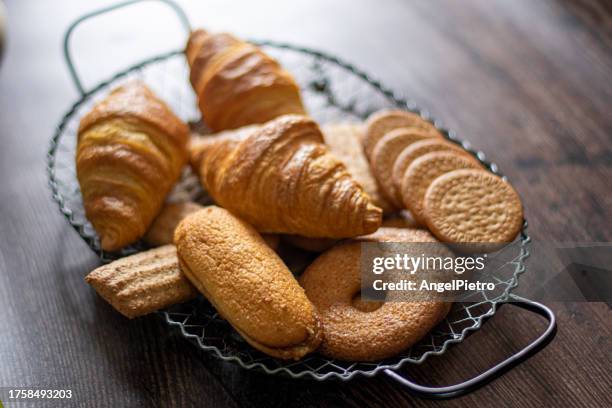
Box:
385 294 556 398
63 0 191 96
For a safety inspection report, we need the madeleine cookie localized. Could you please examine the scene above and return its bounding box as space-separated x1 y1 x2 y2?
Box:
300 240 450 361
174 206 323 360
371 128 434 206
424 169 523 245
322 123 394 212
85 245 198 319
401 151 483 224
363 109 441 160
392 139 473 204
144 201 204 246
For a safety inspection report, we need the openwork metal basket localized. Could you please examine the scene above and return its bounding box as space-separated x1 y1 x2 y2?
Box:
47 0 556 398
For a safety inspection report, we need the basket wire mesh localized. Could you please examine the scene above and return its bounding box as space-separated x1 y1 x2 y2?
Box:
48 46 531 381
48 1 555 395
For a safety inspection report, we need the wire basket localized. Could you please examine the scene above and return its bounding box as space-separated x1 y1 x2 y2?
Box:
47 0 556 398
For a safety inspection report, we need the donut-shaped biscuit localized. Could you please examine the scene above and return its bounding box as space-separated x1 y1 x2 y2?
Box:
300 230 451 361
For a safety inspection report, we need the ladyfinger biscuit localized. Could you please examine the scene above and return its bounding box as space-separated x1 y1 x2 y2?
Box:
322 123 394 212
85 245 197 319
424 169 523 245
371 128 434 207
363 109 441 161
401 151 483 224
391 139 473 204
174 206 323 360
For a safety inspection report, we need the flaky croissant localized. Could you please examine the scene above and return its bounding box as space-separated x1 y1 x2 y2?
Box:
77 81 189 251
186 29 305 132
191 115 382 238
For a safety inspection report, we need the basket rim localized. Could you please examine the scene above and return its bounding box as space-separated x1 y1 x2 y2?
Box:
47 43 530 381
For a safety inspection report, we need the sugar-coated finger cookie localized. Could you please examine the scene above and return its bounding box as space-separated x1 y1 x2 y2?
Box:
300 239 450 361
401 151 483 224
322 123 394 212
424 169 523 245
371 128 434 207
175 206 323 360
363 109 441 161
391 139 474 204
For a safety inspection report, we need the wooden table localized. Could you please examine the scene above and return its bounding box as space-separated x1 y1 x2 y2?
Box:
0 0 610 406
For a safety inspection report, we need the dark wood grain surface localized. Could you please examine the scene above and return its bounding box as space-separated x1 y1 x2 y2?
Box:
0 0 611 407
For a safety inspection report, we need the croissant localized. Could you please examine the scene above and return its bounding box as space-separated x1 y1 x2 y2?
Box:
186 29 305 132
191 115 382 238
77 81 189 251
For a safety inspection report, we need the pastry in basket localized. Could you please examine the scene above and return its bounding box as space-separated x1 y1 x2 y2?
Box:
85 245 197 319
186 29 305 131
174 206 323 360
144 200 280 250
144 201 204 247
321 123 394 213
300 229 451 361
76 81 189 251
283 209 422 251
190 115 383 238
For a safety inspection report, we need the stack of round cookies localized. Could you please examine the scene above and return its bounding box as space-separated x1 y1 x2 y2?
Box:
364 110 524 248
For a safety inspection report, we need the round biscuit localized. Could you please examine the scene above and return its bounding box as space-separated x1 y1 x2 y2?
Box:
400 151 483 224
371 128 434 207
423 169 523 245
363 109 441 161
391 139 476 204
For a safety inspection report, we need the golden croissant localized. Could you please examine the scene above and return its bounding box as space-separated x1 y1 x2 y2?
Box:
185 29 305 132
77 81 189 251
191 115 383 238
